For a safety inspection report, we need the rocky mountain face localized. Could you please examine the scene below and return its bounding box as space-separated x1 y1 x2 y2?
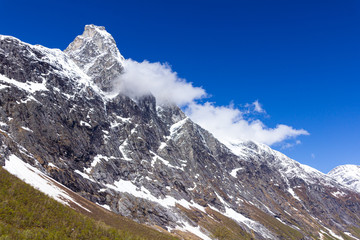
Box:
328 165 360 194
1 25 360 240
64 24 124 91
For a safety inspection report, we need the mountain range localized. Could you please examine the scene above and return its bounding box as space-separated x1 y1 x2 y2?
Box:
0 24 360 240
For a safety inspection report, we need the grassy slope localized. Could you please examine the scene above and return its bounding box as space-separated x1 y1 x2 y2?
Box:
0 167 178 240
4 163 358 240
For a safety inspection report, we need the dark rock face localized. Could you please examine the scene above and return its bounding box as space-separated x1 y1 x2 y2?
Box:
1 27 360 239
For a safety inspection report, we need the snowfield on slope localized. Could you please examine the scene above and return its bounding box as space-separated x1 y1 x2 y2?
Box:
4 154 90 212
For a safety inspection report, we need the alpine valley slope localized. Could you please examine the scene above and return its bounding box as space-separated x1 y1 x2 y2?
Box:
0 25 360 240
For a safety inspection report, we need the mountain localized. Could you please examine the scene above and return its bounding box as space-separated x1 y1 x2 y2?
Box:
328 165 360 194
1 24 360 240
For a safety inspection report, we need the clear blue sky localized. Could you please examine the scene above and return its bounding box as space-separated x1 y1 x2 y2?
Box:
1 0 359 173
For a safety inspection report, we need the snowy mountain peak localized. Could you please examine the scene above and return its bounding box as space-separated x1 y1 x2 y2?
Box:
64 24 124 91
83 24 107 37
328 164 360 193
2 28 360 240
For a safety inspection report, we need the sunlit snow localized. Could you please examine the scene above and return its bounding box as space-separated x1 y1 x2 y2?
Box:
4 154 90 212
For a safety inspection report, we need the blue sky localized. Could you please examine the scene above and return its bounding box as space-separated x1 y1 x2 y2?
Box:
0 0 359 173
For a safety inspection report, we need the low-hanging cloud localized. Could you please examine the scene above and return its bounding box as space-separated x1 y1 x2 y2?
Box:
112 59 206 106
185 102 309 146
112 58 309 146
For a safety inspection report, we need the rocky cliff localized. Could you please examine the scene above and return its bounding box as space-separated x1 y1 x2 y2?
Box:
1 25 360 240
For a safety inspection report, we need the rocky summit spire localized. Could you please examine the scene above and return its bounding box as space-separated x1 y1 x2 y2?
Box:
64 24 125 91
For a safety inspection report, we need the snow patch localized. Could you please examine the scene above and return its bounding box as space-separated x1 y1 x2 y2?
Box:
20 96 40 104
209 205 275 239
321 227 344 240
106 179 205 212
344 232 360 240
210 193 274 239
48 162 59 169
74 170 95 182
159 142 167 150
0 74 48 93
170 118 188 136
53 87 73 99
119 140 133 161
0 84 9 90
21 126 33 132
116 116 131 122
150 150 183 170
331 191 347 198
288 188 301 202
4 154 90 212
110 116 131 128
188 182 197 191
224 141 248 157
84 154 112 173
174 221 211 240
80 120 91 127
96 203 111 211
230 167 243 177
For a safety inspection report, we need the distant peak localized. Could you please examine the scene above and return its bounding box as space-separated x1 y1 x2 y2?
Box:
328 164 360 193
64 24 124 91
328 164 360 174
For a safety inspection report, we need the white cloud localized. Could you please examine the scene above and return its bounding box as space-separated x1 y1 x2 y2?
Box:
112 58 309 146
253 100 264 113
281 140 302 149
185 102 309 146
245 100 266 113
112 59 206 106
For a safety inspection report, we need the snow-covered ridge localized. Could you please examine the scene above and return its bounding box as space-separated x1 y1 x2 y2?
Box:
0 34 88 82
328 165 360 193
225 139 336 186
0 74 48 93
0 33 116 101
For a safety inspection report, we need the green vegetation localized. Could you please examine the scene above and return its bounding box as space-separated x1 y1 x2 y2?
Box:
350 227 360 238
205 208 254 240
210 226 238 240
0 167 176 240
